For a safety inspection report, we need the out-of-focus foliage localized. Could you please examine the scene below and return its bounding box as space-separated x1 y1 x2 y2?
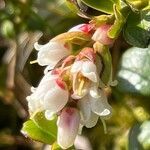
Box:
138 121 150 149
0 0 150 150
124 7 150 48
117 46 150 97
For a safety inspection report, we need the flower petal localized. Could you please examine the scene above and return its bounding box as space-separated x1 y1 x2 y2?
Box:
57 107 80 149
27 74 57 113
81 61 98 82
36 41 70 67
85 112 99 128
90 90 112 118
43 82 68 113
27 95 44 113
92 24 114 45
89 84 100 98
78 95 91 124
68 24 92 33
71 61 83 73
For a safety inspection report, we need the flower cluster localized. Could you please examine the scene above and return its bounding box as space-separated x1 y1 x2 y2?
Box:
27 23 115 149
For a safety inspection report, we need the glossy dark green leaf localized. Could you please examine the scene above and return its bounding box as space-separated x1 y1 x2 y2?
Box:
32 112 57 138
123 8 150 48
21 119 56 144
81 0 120 14
117 46 150 97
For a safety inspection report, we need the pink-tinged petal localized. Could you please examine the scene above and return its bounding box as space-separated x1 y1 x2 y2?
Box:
85 112 99 128
68 24 93 33
57 107 80 149
36 41 70 67
55 78 66 90
81 61 98 82
78 48 96 62
78 95 91 124
43 81 68 113
90 90 112 118
92 24 114 45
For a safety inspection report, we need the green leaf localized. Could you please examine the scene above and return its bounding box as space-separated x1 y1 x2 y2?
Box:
124 0 149 10
21 119 56 144
123 8 150 48
81 0 120 14
108 5 127 39
32 112 57 139
66 0 79 14
52 142 62 150
117 46 150 97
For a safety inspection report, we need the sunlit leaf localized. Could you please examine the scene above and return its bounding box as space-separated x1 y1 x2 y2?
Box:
21 120 56 144
124 0 149 10
81 0 120 14
117 46 150 97
32 111 57 138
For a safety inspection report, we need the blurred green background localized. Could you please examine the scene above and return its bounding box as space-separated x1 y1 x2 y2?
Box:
0 0 150 150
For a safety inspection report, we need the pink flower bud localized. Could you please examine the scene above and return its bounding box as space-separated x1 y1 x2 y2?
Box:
57 107 80 149
77 47 96 62
92 24 114 45
68 24 93 34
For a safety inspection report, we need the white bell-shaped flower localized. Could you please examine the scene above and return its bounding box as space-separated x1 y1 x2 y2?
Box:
92 24 114 45
27 71 69 119
34 41 70 69
78 89 112 128
71 60 99 99
27 72 58 113
57 107 80 149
